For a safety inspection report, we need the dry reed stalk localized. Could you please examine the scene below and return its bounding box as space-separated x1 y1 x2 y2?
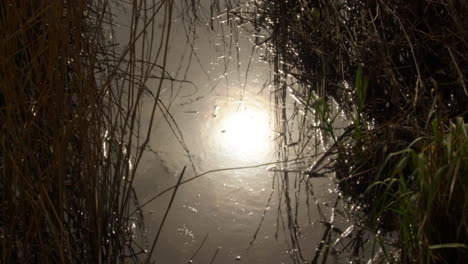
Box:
227 0 467 262
1 0 178 262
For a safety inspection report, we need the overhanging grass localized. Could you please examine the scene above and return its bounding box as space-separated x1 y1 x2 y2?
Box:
226 0 467 263
0 0 178 262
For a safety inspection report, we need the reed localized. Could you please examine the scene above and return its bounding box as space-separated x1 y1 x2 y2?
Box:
0 0 178 262
3 0 465 262
368 118 467 263
227 0 467 263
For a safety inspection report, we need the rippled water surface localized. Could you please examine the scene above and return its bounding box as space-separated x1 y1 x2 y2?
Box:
112 1 366 263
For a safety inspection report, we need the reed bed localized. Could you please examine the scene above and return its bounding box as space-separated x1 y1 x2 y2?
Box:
3 0 465 262
0 0 182 262
226 0 467 263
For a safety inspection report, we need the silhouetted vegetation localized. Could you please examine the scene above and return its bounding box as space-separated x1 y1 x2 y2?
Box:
2 0 466 263
233 0 467 263
1 0 179 262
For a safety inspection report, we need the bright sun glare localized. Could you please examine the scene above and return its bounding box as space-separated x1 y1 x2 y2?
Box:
219 108 271 157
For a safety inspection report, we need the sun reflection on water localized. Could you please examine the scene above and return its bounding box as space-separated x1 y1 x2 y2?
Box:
215 101 272 162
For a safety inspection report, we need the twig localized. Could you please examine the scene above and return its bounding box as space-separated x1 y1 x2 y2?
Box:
145 166 186 263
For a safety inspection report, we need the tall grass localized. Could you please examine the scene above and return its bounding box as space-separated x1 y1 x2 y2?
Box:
0 0 180 262
3 0 464 262
227 0 467 263
368 118 467 263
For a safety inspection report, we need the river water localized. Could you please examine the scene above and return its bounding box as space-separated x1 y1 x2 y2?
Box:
111 1 372 263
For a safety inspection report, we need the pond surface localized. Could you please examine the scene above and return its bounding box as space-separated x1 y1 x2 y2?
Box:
112 1 374 263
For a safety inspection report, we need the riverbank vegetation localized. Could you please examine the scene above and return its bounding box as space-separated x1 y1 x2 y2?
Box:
2 0 467 263
234 0 467 263
0 0 179 262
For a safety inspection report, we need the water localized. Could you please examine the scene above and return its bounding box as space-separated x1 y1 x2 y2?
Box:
111 1 373 263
